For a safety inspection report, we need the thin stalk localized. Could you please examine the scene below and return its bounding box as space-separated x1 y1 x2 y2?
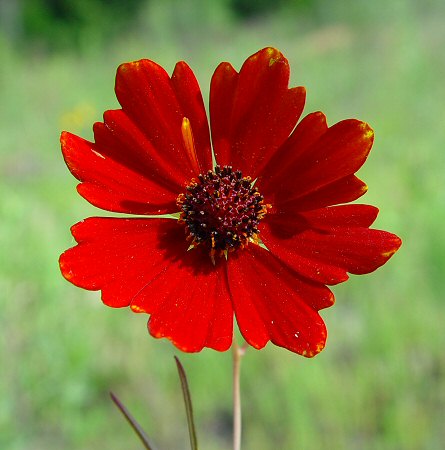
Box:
175 356 199 450
110 391 158 450
232 340 246 450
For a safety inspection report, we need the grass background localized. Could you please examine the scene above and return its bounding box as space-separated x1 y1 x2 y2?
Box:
1 0 444 449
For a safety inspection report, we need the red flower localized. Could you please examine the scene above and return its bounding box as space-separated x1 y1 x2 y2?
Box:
59 48 401 357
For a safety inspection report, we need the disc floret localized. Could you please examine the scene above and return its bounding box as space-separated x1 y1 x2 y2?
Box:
177 165 270 262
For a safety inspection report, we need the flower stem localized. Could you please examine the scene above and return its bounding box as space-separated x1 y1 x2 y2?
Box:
232 340 246 450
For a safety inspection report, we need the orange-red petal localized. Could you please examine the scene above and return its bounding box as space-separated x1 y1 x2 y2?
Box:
141 255 233 352
61 59 213 214
227 245 330 357
261 117 374 208
59 217 233 351
261 217 402 285
61 131 178 214
210 47 306 179
115 59 211 182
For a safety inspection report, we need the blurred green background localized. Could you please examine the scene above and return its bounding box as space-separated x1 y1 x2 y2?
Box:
1 0 444 449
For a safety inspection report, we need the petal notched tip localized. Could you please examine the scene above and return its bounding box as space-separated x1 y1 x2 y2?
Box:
116 59 147 75
350 120 375 154
114 58 170 99
243 334 268 351
382 234 402 258
59 251 74 282
242 47 290 81
300 339 326 358
148 322 234 352
148 323 208 353
360 121 375 141
338 118 374 143
60 129 78 152
60 130 69 145
214 61 236 75
273 319 327 358
254 46 287 64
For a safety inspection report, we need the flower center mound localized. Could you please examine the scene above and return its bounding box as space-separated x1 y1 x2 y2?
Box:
177 165 270 261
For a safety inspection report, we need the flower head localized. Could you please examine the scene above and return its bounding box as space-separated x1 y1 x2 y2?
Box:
59 48 401 357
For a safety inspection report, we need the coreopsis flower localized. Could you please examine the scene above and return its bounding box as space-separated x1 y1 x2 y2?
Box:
59 47 401 357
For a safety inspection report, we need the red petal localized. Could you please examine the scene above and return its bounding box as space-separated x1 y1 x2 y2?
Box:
227 245 330 357
267 204 379 236
278 175 368 212
137 254 233 352
299 204 378 229
260 111 328 192
94 109 183 192
115 59 211 183
61 131 178 214
261 220 402 284
59 218 186 307
210 47 306 179
295 227 402 275
261 118 374 206
171 61 213 173
60 217 233 352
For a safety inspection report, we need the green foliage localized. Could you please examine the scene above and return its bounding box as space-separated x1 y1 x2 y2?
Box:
20 0 145 51
230 0 289 18
7 0 330 51
1 0 445 449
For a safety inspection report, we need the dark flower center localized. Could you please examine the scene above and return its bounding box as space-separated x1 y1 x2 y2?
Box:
177 165 270 262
